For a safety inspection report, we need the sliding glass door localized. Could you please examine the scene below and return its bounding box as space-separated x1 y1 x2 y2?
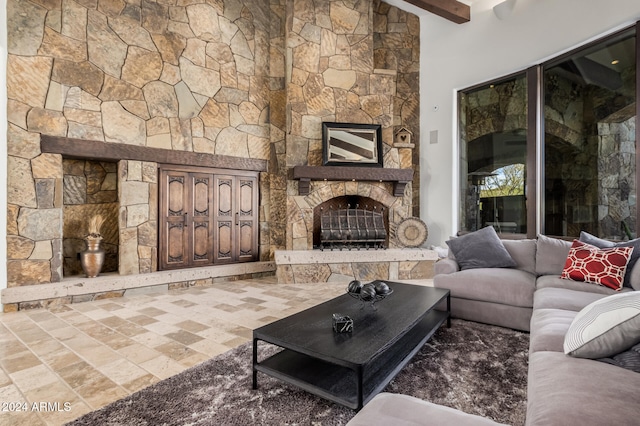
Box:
543 27 637 239
459 74 529 234
459 23 638 240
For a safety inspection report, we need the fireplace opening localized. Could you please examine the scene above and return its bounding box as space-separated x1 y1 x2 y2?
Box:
313 196 388 249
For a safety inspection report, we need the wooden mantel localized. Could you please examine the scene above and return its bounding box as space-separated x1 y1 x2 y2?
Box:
292 165 414 197
41 135 268 172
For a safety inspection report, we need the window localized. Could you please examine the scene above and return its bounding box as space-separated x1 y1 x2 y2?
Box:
543 27 637 239
459 74 529 234
459 23 638 240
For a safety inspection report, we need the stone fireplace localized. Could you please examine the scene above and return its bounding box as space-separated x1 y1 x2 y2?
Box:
4 0 425 310
275 174 437 284
314 195 388 249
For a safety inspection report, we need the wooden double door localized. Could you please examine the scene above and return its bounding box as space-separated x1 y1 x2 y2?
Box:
159 165 259 270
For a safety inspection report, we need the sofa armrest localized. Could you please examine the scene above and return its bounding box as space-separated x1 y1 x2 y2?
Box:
435 258 460 275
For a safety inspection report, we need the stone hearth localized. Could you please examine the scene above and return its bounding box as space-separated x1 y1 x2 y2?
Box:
275 248 437 284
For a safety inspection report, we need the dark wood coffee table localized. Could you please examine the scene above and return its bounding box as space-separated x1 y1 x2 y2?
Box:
252 282 450 410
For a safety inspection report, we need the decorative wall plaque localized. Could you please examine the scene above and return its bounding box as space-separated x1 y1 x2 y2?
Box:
396 217 428 248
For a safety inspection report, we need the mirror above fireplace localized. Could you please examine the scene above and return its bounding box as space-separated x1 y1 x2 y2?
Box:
322 122 383 167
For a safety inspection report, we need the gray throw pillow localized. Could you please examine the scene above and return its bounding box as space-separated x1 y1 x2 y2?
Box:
535 234 571 276
445 226 516 270
579 231 640 288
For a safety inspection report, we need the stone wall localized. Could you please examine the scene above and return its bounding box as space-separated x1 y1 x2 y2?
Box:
7 152 63 286
280 0 420 250
6 0 272 287
5 0 421 292
374 2 421 215
119 160 159 275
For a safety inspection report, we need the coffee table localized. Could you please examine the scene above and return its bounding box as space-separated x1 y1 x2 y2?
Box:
252 282 450 410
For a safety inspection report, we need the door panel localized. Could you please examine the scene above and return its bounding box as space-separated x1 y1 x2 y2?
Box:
236 176 258 261
191 174 213 264
159 165 258 270
167 222 186 265
160 170 190 270
217 222 233 262
214 175 235 264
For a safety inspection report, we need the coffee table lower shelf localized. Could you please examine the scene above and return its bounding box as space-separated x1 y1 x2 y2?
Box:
253 309 449 409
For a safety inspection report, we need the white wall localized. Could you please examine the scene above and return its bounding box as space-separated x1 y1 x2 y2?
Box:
389 0 640 247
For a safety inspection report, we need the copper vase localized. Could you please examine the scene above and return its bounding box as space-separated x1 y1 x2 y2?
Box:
81 238 105 278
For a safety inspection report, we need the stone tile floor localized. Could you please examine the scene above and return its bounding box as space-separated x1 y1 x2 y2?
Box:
0 277 431 426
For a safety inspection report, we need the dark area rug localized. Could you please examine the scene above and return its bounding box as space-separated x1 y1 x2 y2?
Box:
66 319 529 426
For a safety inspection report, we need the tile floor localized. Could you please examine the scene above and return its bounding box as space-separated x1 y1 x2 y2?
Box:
0 276 366 426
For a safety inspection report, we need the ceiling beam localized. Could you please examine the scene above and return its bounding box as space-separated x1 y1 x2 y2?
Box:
404 0 471 24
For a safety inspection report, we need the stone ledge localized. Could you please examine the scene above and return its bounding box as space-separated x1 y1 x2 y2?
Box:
275 249 437 284
1 261 276 305
275 248 437 264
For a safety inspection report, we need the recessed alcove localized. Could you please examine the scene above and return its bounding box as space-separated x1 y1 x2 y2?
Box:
62 159 119 277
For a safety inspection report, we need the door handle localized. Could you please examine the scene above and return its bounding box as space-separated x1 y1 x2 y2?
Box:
235 212 239 225
184 212 188 227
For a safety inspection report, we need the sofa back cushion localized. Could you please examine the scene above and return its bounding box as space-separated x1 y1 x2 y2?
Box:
445 226 516 270
502 239 536 275
535 234 571 276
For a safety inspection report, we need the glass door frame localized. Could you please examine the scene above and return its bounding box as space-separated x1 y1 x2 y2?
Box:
458 21 639 240
538 22 639 239
458 70 536 238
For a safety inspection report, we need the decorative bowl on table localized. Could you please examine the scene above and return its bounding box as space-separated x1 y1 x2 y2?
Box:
347 280 393 309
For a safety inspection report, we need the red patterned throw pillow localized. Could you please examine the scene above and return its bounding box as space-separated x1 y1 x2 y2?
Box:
561 240 633 291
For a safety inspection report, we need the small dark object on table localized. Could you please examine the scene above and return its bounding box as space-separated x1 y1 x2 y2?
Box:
332 313 354 333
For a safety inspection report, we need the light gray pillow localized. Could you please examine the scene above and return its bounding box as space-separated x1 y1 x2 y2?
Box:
445 226 516 271
564 292 640 359
535 234 571 276
580 231 640 289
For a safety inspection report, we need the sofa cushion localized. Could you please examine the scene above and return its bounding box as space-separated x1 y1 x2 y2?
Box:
526 351 640 426
535 234 571 276
535 275 623 297
533 286 608 312
346 393 508 426
564 291 640 359
446 226 516 270
599 342 640 373
434 268 535 308
529 308 576 353
580 231 640 289
560 240 633 291
502 239 537 275
446 298 532 332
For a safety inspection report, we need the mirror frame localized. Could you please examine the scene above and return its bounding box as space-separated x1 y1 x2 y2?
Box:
322 122 383 167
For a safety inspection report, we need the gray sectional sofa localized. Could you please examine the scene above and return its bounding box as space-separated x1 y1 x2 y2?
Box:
347 233 640 425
